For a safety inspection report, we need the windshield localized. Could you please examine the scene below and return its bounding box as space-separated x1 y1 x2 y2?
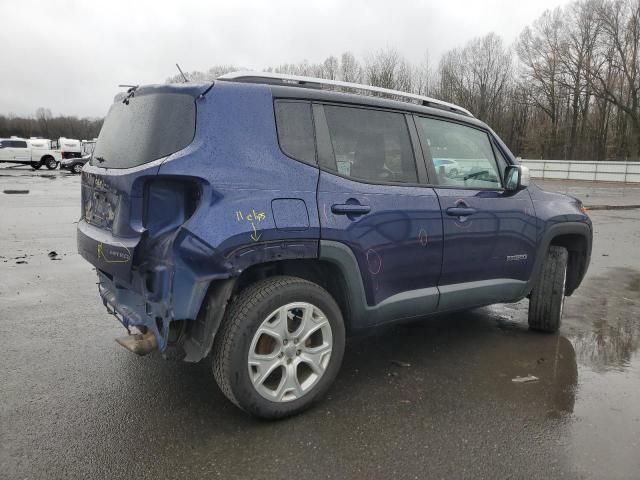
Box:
91 92 196 169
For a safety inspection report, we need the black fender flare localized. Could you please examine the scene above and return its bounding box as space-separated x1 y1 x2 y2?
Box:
524 221 592 297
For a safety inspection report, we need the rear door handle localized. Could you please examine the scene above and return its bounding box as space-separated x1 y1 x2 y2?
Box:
331 204 371 216
446 207 477 217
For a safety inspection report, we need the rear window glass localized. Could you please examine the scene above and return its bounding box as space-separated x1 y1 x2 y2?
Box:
92 92 196 169
323 105 417 184
274 101 316 164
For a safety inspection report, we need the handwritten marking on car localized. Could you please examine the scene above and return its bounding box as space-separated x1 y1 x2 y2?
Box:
506 254 528 262
418 228 428 247
366 248 382 275
97 242 131 263
235 209 267 241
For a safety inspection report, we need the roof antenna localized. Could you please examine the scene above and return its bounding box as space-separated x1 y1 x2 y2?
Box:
176 63 189 82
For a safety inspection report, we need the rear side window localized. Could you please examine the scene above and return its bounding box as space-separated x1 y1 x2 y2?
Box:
274 101 316 164
322 105 417 184
415 117 502 189
92 92 196 169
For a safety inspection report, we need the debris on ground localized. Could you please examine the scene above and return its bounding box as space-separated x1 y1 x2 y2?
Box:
511 375 539 383
391 360 411 368
48 251 61 260
16 260 28 264
3 189 29 194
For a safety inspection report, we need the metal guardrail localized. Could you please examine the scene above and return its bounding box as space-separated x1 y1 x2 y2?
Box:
521 159 640 183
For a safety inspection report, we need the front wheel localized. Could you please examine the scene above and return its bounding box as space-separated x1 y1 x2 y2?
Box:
212 276 345 419
30 161 42 170
72 163 83 174
528 246 568 333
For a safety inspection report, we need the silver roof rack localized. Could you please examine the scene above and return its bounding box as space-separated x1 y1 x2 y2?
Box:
218 71 473 117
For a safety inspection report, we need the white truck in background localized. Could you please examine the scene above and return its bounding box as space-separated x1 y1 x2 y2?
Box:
0 137 62 170
58 137 83 160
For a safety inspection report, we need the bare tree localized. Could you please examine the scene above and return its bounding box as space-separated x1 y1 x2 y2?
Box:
588 0 640 158
340 51 361 83
517 8 565 156
365 48 401 89
323 56 339 80
436 33 512 125
558 0 600 158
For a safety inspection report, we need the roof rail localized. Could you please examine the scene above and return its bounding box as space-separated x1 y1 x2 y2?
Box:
218 71 473 117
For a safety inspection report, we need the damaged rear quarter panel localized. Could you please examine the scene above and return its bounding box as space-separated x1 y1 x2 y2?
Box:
151 82 321 357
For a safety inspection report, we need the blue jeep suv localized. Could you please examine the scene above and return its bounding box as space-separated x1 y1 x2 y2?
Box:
78 72 592 418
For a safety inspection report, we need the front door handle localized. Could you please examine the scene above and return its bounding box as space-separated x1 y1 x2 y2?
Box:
446 207 477 217
331 204 371 216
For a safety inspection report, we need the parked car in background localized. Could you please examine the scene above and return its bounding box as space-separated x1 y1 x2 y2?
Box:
0 137 60 169
60 154 90 174
77 73 592 419
61 139 97 174
433 158 461 178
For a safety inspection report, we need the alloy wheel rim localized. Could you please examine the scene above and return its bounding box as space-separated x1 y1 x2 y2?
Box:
248 302 333 403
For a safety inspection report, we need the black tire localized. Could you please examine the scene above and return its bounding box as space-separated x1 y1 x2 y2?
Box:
528 246 568 333
212 276 345 419
448 168 459 178
72 163 83 174
43 156 57 170
30 161 42 170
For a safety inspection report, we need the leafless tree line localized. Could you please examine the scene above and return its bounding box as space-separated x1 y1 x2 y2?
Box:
169 0 639 160
0 108 103 141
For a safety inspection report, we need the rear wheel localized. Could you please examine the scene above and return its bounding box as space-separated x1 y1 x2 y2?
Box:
212 276 345 419
528 246 568 333
43 156 57 170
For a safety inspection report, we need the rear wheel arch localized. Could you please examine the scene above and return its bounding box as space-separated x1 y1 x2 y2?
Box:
232 259 352 331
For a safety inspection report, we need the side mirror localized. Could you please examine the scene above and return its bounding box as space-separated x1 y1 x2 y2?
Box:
504 165 530 191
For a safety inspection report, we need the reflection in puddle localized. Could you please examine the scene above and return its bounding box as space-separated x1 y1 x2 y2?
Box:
564 269 640 372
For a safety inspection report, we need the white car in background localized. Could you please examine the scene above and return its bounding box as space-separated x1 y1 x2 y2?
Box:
0 137 61 170
433 158 461 178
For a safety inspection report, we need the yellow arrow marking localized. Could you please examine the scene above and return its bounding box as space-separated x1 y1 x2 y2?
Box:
250 222 262 242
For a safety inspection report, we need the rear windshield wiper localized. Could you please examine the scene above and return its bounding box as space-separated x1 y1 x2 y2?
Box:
118 84 139 105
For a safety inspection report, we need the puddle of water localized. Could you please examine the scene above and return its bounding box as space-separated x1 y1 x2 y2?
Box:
565 269 640 372
562 268 640 477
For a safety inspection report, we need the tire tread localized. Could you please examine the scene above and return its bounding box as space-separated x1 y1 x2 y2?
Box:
528 245 569 332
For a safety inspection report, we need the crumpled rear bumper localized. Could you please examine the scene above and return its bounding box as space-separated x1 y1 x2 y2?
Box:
97 270 170 350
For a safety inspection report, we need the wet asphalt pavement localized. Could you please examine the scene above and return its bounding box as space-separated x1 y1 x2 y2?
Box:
1 166 639 479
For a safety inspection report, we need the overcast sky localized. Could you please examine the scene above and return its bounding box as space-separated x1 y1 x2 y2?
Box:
0 0 570 118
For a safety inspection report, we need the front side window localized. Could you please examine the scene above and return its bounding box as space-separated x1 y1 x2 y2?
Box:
415 117 502 189
323 105 418 184
274 101 316 164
